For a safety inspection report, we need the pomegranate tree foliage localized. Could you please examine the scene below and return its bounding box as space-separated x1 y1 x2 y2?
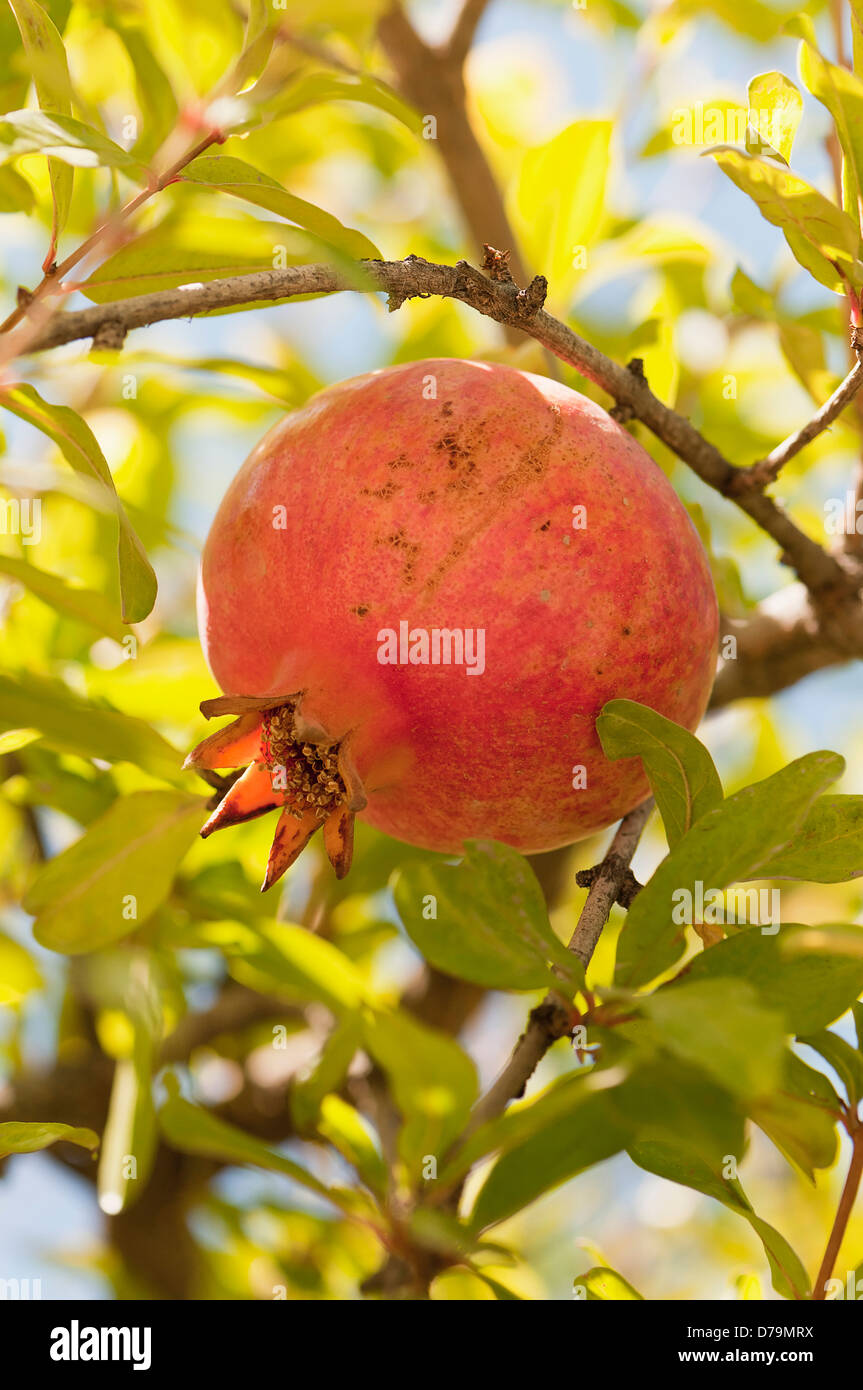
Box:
0 0 863 1302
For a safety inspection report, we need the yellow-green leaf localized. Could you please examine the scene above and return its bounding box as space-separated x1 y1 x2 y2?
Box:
0 384 156 623
0 1120 98 1158
747 71 802 163
25 790 206 954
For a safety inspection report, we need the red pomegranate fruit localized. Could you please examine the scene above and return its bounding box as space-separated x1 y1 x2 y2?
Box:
189 358 718 889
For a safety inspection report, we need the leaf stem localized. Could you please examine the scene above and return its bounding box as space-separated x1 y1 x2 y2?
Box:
811 1119 863 1298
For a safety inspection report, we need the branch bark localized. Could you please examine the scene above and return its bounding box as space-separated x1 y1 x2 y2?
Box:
18 254 860 607
732 358 863 494
378 5 530 291
812 1122 863 1298
463 798 654 1137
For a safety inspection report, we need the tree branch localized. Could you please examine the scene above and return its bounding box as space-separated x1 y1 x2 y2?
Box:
446 0 493 65
18 253 859 613
812 1121 863 1298
463 798 654 1136
377 5 531 291
732 358 863 494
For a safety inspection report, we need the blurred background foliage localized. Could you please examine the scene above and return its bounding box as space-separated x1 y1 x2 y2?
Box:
0 0 862 1301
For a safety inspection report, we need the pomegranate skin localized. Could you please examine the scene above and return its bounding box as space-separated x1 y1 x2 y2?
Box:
197 359 718 854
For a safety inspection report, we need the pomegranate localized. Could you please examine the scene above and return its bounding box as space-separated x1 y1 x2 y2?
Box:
189 358 718 889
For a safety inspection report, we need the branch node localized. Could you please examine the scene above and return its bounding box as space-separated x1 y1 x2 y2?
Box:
90 319 128 352
609 358 647 422
481 244 514 283
516 274 548 319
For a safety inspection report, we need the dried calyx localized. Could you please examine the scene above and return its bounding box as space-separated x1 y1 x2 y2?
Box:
184 693 366 890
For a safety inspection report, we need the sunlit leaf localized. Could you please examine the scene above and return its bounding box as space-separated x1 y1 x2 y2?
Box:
615 752 844 987
0 384 156 623
8 0 74 259
0 931 41 1004
597 699 722 848
708 147 863 292
0 1120 98 1158
747 71 802 164
573 1266 643 1299
25 790 206 954
392 839 581 992
362 1009 478 1179
0 109 145 173
511 119 611 287
0 671 181 779
629 1140 810 1299
0 554 129 640
754 795 863 882
181 154 381 260
798 38 863 229
682 923 863 1034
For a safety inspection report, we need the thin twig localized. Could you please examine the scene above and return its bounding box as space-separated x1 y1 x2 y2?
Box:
732 358 863 494
446 0 492 65
0 130 224 346
463 798 654 1137
811 1122 863 1298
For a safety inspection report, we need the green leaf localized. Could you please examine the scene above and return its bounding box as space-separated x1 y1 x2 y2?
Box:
469 1091 630 1231
754 796 863 882
608 1058 745 1165
158 1089 367 1220
573 1267 643 1300
316 1095 388 1198
800 1030 863 1107
0 554 129 640
643 979 785 1100
750 1061 838 1181
97 959 160 1214
512 119 611 286
181 154 381 260
362 1009 478 1179
615 751 844 988
0 109 144 172
439 1071 598 1189
683 924 863 1034
798 40 863 229
597 699 722 848
107 19 178 161
731 264 775 316
429 1268 497 1301
25 790 206 954
223 921 368 1014
0 384 156 623
708 147 863 293
0 931 41 1003
8 0 74 256
392 840 581 992
290 1017 361 1131
852 0 863 78
0 671 182 779
747 71 802 164
230 0 276 92
261 70 421 134
0 1120 98 1158
0 164 34 211
628 1140 810 1299
80 214 327 304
